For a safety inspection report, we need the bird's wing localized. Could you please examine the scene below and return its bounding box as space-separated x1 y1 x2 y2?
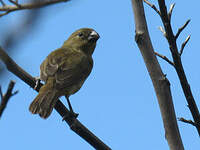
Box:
40 48 93 88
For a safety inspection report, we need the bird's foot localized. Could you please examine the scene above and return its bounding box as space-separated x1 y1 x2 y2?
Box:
62 110 79 121
34 76 41 90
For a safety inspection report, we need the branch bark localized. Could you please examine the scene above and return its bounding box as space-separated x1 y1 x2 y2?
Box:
131 0 184 150
0 46 111 150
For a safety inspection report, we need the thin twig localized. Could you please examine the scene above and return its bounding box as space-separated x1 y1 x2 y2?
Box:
0 10 9 17
143 0 160 16
178 117 199 127
9 0 21 7
0 47 111 150
0 80 17 118
0 0 70 17
155 52 174 66
158 26 167 38
179 35 190 56
175 19 191 39
0 0 5 6
168 3 175 21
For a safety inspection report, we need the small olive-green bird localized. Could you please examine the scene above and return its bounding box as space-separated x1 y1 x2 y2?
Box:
29 28 100 119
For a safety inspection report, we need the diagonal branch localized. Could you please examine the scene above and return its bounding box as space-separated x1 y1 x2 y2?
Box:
131 0 184 149
0 47 111 150
0 0 70 17
143 0 161 16
168 3 175 21
175 19 191 40
179 35 190 56
0 80 18 118
154 52 174 66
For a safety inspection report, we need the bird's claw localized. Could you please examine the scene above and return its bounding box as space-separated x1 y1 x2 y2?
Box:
34 77 41 90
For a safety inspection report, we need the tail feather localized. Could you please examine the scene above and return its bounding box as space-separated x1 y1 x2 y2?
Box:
29 85 58 119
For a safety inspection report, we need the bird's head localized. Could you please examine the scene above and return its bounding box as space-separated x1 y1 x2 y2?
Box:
63 28 100 56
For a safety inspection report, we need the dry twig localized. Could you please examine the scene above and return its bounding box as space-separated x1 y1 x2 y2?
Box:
154 52 174 66
179 35 190 56
0 80 18 118
178 117 199 127
143 0 160 16
168 3 175 21
175 19 191 39
0 0 70 17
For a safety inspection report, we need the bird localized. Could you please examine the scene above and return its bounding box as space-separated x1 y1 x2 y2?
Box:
29 28 100 119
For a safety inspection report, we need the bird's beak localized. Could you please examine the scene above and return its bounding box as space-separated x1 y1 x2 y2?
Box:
88 30 100 42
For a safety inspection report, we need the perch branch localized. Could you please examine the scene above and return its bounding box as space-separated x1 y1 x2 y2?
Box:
0 46 111 150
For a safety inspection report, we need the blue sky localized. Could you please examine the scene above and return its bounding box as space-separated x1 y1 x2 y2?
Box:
0 0 200 149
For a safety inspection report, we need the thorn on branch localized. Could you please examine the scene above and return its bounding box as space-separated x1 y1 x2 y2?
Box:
179 35 191 56
168 3 175 21
175 19 191 39
143 0 161 16
0 80 18 118
154 52 175 67
178 117 200 127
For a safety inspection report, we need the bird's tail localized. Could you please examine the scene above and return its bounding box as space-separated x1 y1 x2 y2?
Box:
29 83 59 119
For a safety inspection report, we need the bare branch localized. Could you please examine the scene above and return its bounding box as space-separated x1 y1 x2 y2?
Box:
168 3 175 21
178 117 198 127
143 0 160 16
0 47 111 150
0 0 70 17
0 80 17 118
179 35 191 56
158 0 200 135
154 52 174 66
175 19 191 39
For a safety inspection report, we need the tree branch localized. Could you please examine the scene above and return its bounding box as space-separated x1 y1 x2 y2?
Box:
175 19 191 40
143 0 160 16
157 0 200 135
0 47 111 150
131 0 184 149
0 80 18 118
179 35 190 56
178 117 198 127
154 51 174 66
0 0 70 17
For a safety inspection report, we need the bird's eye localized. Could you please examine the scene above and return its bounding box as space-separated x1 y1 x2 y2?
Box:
78 32 84 37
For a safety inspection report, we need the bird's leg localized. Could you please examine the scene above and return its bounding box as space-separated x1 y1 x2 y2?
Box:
62 96 79 121
34 76 41 90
